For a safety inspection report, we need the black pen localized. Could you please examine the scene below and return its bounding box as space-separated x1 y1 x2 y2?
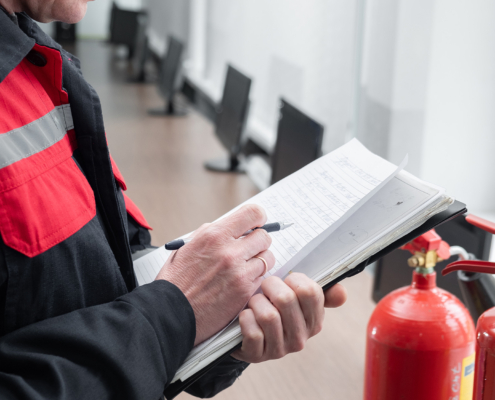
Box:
165 222 294 250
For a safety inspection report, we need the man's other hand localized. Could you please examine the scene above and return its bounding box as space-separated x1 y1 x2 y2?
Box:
156 204 275 346
232 273 347 363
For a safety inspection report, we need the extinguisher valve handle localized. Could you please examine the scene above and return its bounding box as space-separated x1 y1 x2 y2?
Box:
442 260 495 276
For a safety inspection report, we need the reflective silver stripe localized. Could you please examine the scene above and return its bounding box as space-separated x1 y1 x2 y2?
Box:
0 104 74 169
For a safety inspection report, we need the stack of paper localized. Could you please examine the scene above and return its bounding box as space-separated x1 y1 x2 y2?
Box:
133 139 452 383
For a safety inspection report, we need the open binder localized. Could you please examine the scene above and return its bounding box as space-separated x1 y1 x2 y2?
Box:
164 200 466 399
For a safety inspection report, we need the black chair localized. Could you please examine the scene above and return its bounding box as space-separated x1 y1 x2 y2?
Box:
108 2 147 59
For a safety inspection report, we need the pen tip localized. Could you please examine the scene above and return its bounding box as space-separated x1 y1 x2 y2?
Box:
285 222 294 228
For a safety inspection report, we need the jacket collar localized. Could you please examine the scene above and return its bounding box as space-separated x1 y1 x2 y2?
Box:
0 5 18 25
0 10 34 83
0 10 62 84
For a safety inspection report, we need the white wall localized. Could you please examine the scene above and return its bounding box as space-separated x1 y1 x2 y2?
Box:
35 21 54 37
387 0 434 175
359 0 495 214
358 0 435 175
201 0 360 153
143 0 190 56
357 0 398 159
78 0 113 39
421 0 495 213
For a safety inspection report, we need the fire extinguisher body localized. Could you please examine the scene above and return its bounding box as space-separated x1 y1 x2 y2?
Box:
473 308 495 400
364 271 476 400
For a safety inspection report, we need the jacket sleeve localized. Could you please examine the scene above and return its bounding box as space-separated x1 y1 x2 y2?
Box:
0 280 195 400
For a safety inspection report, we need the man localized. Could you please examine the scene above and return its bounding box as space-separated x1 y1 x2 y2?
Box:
0 0 347 398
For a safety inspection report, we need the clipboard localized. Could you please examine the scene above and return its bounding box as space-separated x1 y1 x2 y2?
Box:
164 200 467 399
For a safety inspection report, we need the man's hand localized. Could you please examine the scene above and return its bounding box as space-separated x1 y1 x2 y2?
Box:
156 204 275 346
231 273 347 363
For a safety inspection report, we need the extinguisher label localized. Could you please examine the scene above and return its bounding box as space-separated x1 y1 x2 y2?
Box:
458 353 475 400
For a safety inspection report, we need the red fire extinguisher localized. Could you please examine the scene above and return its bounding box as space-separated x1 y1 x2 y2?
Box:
364 230 476 400
441 214 495 400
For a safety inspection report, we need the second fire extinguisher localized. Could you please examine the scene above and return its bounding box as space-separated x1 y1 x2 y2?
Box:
441 214 495 400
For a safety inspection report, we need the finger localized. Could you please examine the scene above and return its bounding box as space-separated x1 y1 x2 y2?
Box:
323 284 347 308
244 250 275 281
231 309 264 363
284 273 325 337
236 228 272 260
248 293 284 359
262 276 307 352
215 204 267 239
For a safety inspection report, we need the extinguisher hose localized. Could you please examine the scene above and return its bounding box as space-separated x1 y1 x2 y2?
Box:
449 246 471 261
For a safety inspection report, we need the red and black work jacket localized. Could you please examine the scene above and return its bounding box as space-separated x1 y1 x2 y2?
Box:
0 10 247 399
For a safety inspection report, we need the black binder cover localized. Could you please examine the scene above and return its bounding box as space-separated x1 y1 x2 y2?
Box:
164 200 467 399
